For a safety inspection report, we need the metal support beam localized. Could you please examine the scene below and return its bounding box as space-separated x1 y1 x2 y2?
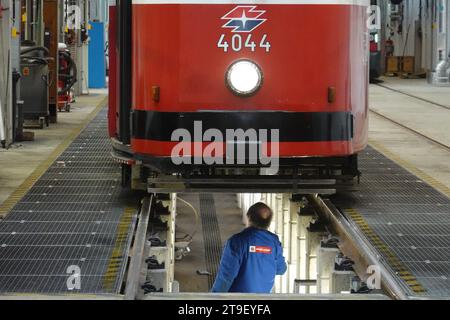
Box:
0 0 12 147
146 292 389 300
317 246 340 294
308 195 409 300
125 196 153 300
43 0 59 123
117 0 131 144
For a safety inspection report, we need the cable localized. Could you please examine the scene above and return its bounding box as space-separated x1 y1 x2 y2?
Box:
402 22 412 57
0 91 4 145
5 49 10 131
0 11 10 144
20 46 49 56
176 197 200 242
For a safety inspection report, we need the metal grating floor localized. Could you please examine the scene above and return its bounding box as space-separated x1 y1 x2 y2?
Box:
0 108 137 295
332 146 450 298
199 194 223 289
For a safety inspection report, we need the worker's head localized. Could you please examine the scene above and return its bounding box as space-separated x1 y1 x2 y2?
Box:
247 202 273 230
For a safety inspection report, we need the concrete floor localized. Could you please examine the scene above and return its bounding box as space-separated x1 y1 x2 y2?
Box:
369 77 450 192
0 90 107 213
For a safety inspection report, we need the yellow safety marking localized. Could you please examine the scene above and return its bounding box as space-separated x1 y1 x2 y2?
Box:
0 96 108 219
102 207 136 292
345 208 427 294
410 286 426 293
369 140 450 199
11 27 18 38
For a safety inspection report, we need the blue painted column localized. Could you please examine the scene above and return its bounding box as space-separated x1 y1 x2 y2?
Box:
88 21 106 88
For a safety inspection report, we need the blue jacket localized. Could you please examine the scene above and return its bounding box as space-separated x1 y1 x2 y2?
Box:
211 227 287 293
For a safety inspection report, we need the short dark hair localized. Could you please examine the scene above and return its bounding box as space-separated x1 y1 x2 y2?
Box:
247 202 273 230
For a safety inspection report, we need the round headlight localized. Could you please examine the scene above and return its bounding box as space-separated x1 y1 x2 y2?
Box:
226 60 263 97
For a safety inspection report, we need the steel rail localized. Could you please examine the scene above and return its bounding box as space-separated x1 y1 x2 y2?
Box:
145 293 389 300
370 109 450 152
124 195 153 300
375 83 450 111
307 194 409 300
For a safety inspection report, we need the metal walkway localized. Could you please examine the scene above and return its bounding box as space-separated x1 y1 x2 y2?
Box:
332 146 450 298
0 108 137 295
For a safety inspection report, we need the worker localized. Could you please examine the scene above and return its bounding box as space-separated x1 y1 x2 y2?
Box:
211 202 287 293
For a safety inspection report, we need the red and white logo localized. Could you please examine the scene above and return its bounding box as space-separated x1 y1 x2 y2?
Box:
249 246 273 254
221 6 267 33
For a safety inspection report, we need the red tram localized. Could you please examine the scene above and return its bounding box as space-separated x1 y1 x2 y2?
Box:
109 0 370 192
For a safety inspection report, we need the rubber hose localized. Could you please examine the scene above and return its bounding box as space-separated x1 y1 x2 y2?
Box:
20 46 49 56
58 51 78 96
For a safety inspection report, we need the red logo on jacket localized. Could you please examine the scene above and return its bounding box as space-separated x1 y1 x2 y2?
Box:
249 246 272 254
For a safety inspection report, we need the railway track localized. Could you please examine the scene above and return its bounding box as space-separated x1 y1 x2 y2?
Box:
370 109 450 152
0 190 412 300
372 83 450 152
307 195 408 300
376 83 450 111
120 84 450 301
118 132 450 301
123 193 406 300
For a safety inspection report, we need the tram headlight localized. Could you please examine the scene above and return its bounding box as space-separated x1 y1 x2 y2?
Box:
226 60 263 97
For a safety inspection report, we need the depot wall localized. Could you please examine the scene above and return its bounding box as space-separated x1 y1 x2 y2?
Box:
387 0 449 71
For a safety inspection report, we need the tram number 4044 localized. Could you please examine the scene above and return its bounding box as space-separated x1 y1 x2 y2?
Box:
217 34 271 53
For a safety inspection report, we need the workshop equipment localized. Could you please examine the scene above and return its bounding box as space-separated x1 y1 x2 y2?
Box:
20 42 50 129
57 43 77 112
430 51 450 86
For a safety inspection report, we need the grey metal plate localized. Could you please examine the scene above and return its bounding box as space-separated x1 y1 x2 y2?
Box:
333 146 450 298
0 109 136 295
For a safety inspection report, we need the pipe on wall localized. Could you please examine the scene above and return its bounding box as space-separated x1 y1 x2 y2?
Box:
117 0 132 145
446 0 450 57
0 94 4 145
0 0 13 147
